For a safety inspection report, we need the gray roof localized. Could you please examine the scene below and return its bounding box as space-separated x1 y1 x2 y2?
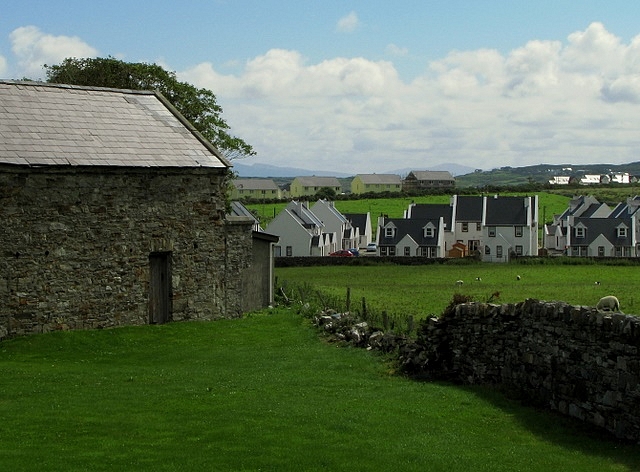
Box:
293 176 342 187
355 174 401 184
485 196 528 225
0 80 229 168
233 178 280 190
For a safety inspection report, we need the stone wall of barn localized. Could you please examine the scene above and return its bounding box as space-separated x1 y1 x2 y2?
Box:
0 165 254 339
406 299 640 442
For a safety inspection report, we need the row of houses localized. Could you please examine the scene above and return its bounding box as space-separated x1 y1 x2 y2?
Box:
545 195 640 257
266 195 538 262
265 200 373 256
549 173 636 185
231 171 455 200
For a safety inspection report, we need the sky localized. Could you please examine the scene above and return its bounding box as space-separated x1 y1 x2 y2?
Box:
3 1 640 174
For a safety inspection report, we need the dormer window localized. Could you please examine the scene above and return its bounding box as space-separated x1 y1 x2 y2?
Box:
384 226 395 238
575 226 585 238
424 223 435 238
617 225 628 238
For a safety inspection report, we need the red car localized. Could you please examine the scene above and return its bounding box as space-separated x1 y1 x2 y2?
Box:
329 249 354 257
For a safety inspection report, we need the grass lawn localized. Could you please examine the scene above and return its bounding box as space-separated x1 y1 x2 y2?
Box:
1 309 639 471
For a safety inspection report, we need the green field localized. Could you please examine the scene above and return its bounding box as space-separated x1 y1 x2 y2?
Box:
1 309 639 471
276 261 639 325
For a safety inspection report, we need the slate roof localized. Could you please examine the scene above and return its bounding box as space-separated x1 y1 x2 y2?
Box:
344 213 368 231
572 217 633 246
455 196 483 222
407 203 453 229
0 80 229 168
405 170 454 181
485 196 528 225
379 217 440 246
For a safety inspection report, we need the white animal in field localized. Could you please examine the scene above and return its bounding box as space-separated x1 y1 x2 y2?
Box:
516 275 521 281
455 280 464 286
596 295 621 312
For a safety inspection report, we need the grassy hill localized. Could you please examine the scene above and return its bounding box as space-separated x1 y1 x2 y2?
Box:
455 161 640 187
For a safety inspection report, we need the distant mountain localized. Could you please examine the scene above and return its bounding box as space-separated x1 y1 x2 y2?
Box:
232 162 353 178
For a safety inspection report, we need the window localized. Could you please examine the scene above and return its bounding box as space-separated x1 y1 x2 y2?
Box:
424 226 434 238
496 245 503 258
485 246 490 255
515 226 523 237
488 227 496 237
388 247 396 256
575 227 585 238
385 227 394 238
515 245 523 255
461 222 468 232
286 246 293 257
618 226 628 238
476 223 481 231
598 246 605 257
404 247 411 256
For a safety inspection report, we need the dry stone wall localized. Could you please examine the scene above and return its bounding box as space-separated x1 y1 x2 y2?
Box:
408 299 640 442
0 166 254 339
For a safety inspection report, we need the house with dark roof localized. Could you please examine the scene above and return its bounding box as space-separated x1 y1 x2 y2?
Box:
377 216 445 257
394 195 538 261
311 200 359 250
0 80 259 339
344 212 373 249
483 195 539 261
544 196 611 253
351 174 402 194
402 170 455 193
565 196 640 257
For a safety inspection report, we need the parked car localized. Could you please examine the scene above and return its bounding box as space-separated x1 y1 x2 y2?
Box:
347 248 360 257
329 249 354 257
366 243 377 252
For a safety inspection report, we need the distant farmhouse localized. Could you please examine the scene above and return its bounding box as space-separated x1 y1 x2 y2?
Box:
0 81 271 339
351 174 402 194
402 170 455 193
231 178 281 200
290 176 343 198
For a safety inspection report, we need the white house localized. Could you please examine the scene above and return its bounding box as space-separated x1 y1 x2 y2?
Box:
311 200 359 250
266 201 336 256
482 195 538 262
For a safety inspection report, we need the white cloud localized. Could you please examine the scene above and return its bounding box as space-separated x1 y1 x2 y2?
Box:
181 24 640 173
9 26 98 79
336 11 360 33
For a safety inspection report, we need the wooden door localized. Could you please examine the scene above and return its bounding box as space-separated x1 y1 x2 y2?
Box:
149 252 172 324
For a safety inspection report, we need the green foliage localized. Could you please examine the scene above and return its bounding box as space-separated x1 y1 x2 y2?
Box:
44 57 255 160
1 311 638 471
314 186 337 200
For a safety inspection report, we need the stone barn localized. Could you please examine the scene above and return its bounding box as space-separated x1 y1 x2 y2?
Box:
0 80 260 339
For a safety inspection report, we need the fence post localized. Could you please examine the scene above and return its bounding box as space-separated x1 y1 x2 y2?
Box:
346 287 351 313
361 297 367 320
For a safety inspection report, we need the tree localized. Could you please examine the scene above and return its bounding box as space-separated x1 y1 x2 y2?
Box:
315 187 337 200
44 57 255 160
